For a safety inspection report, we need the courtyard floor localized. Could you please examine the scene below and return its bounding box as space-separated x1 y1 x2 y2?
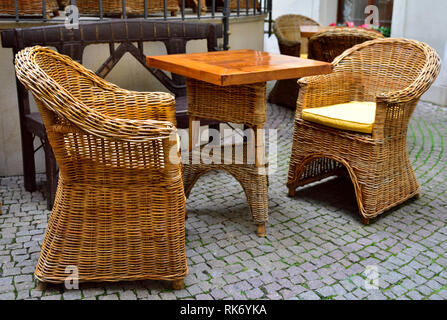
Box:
0 96 446 300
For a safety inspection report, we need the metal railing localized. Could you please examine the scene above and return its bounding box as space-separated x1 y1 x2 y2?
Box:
3 0 273 50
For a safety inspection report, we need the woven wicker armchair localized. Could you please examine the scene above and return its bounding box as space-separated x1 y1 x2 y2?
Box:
287 38 441 224
268 14 320 108
15 46 187 289
309 28 384 62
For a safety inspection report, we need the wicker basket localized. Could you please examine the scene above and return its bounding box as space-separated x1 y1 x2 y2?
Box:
77 0 179 16
57 0 69 9
0 0 59 17
230 0 260 11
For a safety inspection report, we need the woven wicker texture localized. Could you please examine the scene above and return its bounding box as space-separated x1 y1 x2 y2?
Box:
229 0 260 11
287 38 441 223
15 46 187 286
309 27 384 62
77 0 179 16
183 143 269 224
185 80 268 236
0 0 58 16
187 79 266 126
57 0 69 8
268 14 320 109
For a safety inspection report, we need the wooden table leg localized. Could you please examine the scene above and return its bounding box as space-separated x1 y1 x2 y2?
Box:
185 80 269 237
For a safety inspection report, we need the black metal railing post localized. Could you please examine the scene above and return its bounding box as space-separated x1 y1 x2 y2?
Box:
163 0 168 19
223 0 230 50
268 0 273 37
14 0 18 22
99 0 103 20
42 0 47 22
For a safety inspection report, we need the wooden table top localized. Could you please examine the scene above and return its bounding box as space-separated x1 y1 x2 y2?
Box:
146 49 332 86
300 26 334 38
300 25 383 38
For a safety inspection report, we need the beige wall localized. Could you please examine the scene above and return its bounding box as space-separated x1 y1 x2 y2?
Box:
272 0 338 25
392 0 447 106
0 15 265 176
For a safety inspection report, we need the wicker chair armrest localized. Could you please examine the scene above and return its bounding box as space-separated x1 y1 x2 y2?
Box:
296 71 361 117
49 97 177 142
376 81 435 105
97 89 177 124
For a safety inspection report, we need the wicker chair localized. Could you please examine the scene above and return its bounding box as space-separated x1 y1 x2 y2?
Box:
287 38 441 224
268 14 320 109
15 46 187 289
309 28 384 62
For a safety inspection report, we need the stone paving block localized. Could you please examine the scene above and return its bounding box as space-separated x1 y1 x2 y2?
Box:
0 101 446 301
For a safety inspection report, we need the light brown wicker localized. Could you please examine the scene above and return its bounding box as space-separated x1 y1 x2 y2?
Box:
268 14 320 109
184 79 269 237
0 0 59 17
287 38 441 224
77 0 179 17
309 27 384 62
182 0 207 14
15 46 187 289
57 0 69 8
229 0 260 11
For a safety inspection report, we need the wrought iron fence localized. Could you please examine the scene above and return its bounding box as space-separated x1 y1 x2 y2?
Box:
2 0 273 50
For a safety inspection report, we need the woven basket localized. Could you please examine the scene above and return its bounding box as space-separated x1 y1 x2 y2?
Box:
77 0 179 16
0 0 59 16
57 0 69 9
230 0 260 11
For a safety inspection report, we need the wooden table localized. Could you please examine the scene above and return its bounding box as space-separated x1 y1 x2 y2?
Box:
300 26 383 38
300 26 334 38
147 49 332 237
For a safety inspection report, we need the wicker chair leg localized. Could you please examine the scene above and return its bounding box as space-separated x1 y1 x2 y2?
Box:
172 279 185 290
288 187 296 197
257 223 266 238
36 280 47 291
361 216 370 225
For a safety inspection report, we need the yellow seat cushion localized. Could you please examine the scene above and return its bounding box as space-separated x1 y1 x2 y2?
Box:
300 53 308 59
302 101 376 134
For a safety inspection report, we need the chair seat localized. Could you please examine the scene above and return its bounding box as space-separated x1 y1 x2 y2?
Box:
302 101 376 134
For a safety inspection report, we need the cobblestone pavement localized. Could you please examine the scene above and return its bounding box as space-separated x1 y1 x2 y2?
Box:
1 97 446 300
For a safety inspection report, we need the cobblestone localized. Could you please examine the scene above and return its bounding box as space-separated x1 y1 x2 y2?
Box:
0 100 446 300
